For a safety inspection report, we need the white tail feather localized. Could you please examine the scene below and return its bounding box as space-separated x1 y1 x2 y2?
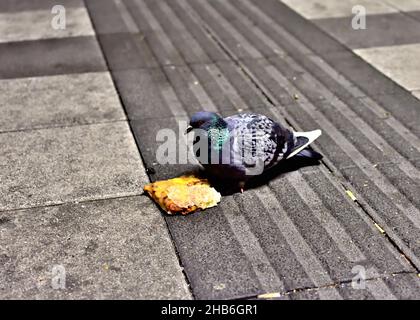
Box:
286 129 322 159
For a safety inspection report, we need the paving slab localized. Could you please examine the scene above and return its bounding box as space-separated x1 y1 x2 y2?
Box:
84 0 138 35
97 33 159 71
341 166 420 262
162 0 235 63
314 50 420 133
0 196 191 299
280 0 397 19
132 0 215 65
129 108 416 299
369 91 420 137
0 36 106 79
383 0 420 12
315 12 420 49
0 7 94 43
0 0 84 12
0 72 125 132
130 115 201 182
284 273 420 300
87 0 229 66
407 10 420 23
112 62 268 121
354 43 420 91
188 0 266 60
0 122 146 211
80 0 420 299
413 91 420 99
350 96 420 163
190 0 420 269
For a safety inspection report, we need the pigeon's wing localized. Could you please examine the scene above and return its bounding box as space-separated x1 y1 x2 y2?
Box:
225 113 292 170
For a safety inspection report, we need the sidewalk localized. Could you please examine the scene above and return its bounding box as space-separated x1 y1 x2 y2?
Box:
1 0 420 299
0 0 190 299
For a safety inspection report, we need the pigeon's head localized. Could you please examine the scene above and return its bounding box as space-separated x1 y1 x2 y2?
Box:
186 111 225 133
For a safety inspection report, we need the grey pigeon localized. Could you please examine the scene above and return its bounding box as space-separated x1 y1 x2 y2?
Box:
186 111 322 192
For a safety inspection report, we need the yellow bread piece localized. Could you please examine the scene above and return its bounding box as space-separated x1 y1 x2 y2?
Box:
144 175 221 215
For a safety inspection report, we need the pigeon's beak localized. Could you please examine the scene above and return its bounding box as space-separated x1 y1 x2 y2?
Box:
185 125 193 134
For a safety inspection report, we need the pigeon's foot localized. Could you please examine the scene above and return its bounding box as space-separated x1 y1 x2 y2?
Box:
239 181 246 194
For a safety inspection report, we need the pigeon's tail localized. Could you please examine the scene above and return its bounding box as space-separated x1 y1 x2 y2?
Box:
295 148 323 160
286 129 322 160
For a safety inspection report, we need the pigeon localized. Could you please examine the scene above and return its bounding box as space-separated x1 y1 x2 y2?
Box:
186 111 322 192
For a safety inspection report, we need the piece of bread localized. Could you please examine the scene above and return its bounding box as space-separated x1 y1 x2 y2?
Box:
144 175 221 215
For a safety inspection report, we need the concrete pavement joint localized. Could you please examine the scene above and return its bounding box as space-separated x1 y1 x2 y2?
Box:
0 119 127 135
0 193 144 215
243 270 418 300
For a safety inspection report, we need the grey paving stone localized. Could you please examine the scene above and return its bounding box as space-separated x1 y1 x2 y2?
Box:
232 0 312 56
238 58 302 107
268 56 340 103
251 52 420 145
341 166 420 261
317 50 395 94
89 0 227 66
281 0 397 20
350 97 420 164
0 36 107 79
130 116 201 181
407 10 420 22
188 0 265 60
315 12 420 49
370 92 420 137
375 163 420 209
134 0 214 65
113 68 182 120
162 167 415 299
0 7 94 43
273 51 420 163
254 0 420 134
0 196 191 299
167 61 266 112
123 0 159 33
320 51 420 134
0 122 147 211
298 169 413 275
383 0 420 12
130 109 415 299
140 31 193 67
355 44 420 91
165 204 265 300
85 0 137 35
113 62 267 121
296 100 402 166
161 0 230 63
286 274 420 300
0 72 126 132
255 0 347 54
0 0 83 12
98 33 159 70
82 0 420 300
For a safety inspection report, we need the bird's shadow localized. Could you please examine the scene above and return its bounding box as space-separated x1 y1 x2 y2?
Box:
201 156 322 196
